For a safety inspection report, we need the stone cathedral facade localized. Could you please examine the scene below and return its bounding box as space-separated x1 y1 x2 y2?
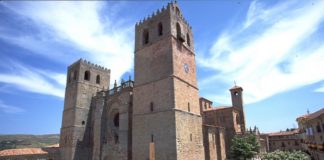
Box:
59 2 246 160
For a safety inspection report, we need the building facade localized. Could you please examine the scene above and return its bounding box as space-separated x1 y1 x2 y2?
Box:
297 108 324 160
0 2 247 160
265 129 302 152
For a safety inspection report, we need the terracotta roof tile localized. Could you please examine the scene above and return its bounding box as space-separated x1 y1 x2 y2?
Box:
297 108 324 121
268 129 299 137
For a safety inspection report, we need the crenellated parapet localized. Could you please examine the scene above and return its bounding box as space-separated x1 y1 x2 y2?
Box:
75 58 110 72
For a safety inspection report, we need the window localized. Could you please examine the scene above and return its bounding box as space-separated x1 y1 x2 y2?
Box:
143 29 149 45
114 133 119 144
190 134 192 141
151 134 154 142
234 92 239 96
158 22 163 36
82 121 85 125
187 33 190 46
84 70 90 81
188 102 190 112
96 75 100 84
204 103 207 109
73 70 77 80
176 23 184 42
114 113 119 127
150 102 154 112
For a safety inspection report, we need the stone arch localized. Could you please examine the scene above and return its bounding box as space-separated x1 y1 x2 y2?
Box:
96 75 100 84
84 70 90 81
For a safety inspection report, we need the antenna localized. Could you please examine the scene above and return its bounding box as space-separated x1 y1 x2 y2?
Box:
234 80 237 86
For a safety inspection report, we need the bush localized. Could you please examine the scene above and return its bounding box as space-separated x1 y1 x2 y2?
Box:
261 150 310 160
230 134 260 160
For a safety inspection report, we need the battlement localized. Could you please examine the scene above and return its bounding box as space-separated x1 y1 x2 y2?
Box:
135 1 192 29
69 58 110 72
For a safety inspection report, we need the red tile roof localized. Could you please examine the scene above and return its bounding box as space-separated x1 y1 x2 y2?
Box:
203 106 233 112
0 144 59 156
267 129 299 137
296 108 324 121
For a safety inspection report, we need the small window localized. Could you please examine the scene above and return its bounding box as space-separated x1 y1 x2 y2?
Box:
187 33 190 46
234 92 239 96
82 121 85 125
158 22 163 36
114 113 119 127
96 75 100 84
114 133 119 144
84 70 90 81
190 134 192 141
73 70 77 80
150 102 154 112
188 102 190 112
151 134 154 142
143 29 149 45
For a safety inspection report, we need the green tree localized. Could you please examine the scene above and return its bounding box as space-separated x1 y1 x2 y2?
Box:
230 134 260 160
261 150 310 160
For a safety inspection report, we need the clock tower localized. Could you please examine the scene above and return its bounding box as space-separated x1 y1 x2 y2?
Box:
132 2 205 160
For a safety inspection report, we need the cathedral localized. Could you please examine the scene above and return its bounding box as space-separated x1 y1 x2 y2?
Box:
59 2 246 160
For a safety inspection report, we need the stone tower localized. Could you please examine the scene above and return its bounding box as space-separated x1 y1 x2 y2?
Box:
132 2 205 160
230 85 246 134
60 59 110 160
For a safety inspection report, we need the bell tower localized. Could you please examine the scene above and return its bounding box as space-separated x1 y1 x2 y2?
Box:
132 2 204 160
60 59 110 160
230 85 246 133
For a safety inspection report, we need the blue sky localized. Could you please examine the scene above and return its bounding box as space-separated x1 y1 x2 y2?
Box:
0 0 323 134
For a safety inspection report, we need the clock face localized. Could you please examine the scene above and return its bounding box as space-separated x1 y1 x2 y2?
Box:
184 63 189 73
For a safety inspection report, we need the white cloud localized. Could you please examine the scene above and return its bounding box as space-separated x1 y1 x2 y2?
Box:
1 1 134 82
198 0 324 104
315 84 324 93
0 100 24 113
0 62 65 98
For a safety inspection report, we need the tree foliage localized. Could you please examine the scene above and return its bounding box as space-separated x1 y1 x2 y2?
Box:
230 134 260 160
261 150 310 160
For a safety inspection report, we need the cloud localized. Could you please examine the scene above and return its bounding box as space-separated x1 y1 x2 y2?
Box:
0 61 65 98
0 1 134 82
315 84 324 93
198 0 324 104
0 100 24 113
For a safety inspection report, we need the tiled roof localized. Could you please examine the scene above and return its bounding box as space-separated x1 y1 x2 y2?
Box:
296 108 324 121
0 144 59 156
203 106 233 112
267 129 299 137
0 148 48 156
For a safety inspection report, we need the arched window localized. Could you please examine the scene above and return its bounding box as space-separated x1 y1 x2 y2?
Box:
143 29 149 45
187 33 190 46
114 113 119 127
158 22 163 36
96 75 100 84
176 23 184 42
84 70 90 81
